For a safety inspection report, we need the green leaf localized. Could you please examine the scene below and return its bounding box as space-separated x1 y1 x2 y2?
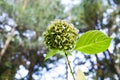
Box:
76 68 86 80
45 49 58 60
75 30 112 54
57 50 65 56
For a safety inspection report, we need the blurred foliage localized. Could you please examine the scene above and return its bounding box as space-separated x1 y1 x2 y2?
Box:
0 0 120 80
70 0 103 30
0 0 65 79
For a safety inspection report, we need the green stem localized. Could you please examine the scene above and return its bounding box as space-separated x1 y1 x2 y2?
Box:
64 51 75 80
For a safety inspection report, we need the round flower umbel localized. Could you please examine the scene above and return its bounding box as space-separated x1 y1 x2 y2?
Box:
43 20 78 50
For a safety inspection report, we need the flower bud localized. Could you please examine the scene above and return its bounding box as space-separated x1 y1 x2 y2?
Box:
43 20 78 50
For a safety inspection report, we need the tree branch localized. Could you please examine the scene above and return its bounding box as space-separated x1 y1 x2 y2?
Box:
0 26 16 62
107 50 120 78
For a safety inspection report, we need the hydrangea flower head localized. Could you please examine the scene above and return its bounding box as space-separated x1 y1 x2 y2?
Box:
44 20 78 50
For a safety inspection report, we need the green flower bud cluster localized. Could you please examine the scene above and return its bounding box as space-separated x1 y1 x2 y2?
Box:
43 20 78 50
